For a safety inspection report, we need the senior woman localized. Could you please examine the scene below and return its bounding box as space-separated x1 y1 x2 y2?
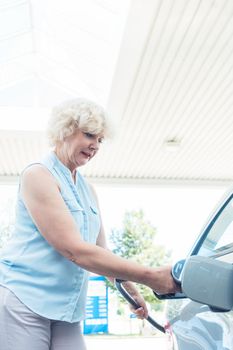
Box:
0 98 179 350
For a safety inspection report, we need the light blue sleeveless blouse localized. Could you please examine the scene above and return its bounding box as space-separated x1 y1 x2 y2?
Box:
0 152 101 322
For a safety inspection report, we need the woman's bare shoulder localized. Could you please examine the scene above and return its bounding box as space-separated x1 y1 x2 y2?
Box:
21 164 59 191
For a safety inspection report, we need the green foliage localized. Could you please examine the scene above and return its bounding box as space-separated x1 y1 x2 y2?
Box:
109 210 172 311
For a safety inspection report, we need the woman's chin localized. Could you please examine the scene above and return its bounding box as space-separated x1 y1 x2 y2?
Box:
76 158 90 167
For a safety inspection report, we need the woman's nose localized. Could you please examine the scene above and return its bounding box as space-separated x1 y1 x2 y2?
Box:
89 141 99 151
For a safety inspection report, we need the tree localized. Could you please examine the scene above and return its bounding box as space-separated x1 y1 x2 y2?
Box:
109 209 172 311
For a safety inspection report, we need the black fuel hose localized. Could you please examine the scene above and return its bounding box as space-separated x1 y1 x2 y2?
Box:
115 279 165 334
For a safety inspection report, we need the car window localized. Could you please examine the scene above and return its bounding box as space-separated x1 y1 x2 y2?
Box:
197 195 233 258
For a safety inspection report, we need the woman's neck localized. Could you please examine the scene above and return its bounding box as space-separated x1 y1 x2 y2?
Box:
54 147 77 183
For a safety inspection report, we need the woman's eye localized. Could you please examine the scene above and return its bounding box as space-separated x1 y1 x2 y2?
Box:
84 132 94 138
84 132 104 143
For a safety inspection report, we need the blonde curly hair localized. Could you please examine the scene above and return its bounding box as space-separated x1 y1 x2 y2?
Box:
47 98 111 146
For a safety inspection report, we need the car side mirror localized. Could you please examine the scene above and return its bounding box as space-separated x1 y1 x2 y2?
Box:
182 255 233 312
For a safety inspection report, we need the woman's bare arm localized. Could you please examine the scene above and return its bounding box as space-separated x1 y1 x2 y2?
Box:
21 165 178 294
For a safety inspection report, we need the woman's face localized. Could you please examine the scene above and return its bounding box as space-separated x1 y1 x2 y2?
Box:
60 129 104 170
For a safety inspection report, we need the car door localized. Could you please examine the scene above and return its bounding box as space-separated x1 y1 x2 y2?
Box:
165 189 233 350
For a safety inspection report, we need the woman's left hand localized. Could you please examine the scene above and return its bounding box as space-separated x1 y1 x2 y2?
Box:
123 281 148 319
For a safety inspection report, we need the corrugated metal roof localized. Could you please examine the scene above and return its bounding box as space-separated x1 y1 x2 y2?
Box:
106 0 233 185
0 125 232 185
1 0 233 185
0 130 48 176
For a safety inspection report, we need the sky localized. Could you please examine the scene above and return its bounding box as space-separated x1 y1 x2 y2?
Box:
0 183 227 263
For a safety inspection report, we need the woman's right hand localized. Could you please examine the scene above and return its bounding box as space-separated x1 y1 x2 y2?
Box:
146 265 181 295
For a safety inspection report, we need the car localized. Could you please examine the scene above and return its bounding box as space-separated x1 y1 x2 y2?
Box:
116 188 233 350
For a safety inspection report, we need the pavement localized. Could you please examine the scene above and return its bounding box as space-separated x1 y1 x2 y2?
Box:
85 335 168 350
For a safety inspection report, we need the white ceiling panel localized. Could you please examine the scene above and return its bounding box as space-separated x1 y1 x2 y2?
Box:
0 0 130 106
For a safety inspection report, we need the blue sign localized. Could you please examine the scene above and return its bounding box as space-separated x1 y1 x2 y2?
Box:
83 275 108 334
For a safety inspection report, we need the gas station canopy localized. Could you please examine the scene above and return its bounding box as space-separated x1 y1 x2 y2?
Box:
1 0 233 186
